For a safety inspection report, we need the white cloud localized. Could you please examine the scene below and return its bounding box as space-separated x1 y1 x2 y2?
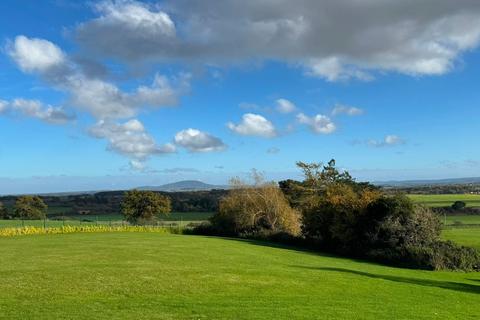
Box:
8 35 66 73
306 57 373 82
332 104 364 116
276 98 296 113
6 35 190 169
8 36 187 121
0 98 75 124
267 147 280 154
134 73 179 107
89 119 176 160
297 113 336 134
75 0 480 80
227 113 277 138
65 73 180 120
76 0 175 60
385 135 404 145
129 160 146 171
174 128 226 152
0 100 8 113
368 135 405 147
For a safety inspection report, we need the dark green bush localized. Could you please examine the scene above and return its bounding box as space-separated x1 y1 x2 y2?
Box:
368 241 480 271
452 201 467 210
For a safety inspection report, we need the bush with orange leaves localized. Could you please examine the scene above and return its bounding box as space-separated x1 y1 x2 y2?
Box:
211 171 301 237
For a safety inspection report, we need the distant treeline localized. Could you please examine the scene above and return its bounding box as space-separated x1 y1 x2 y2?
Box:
0 189 228 216
384 184 480 195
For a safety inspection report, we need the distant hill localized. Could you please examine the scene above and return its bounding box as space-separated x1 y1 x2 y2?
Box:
137 180 228 192
375 177 480 187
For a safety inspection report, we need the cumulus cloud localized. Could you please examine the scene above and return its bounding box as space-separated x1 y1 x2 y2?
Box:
7 35 186 121
174 128 226 152
76 0 176 60
368 135 405 147
7 35 66 73
89 119 176 162
332 104 364 116
297 113 336 134
66 72 180 119
276 98 296 113
227 113 277 138
0 98 75 124
75 0 480 81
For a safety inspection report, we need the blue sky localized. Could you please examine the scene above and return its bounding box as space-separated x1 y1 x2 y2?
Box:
1 0 480 194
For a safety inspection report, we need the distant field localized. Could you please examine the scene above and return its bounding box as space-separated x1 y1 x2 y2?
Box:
444 215 480 226
0 212 213 229
408 194 480 207
0 232 479 319
65 211 213 222
442 227 480 250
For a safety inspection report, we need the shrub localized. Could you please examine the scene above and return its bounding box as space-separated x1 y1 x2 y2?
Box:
358 197 442 252
13 196 47 220
210 172 301 236
121 190 171 224
452 201 467 211
0 202 9 219
369 241 480 271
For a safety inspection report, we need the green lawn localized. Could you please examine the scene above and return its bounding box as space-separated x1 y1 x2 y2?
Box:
442 227 480 250
0 233 479 319
408 194 480 207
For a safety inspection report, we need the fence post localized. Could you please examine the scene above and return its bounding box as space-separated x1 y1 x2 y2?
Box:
22 219 24 227
43 218 46 230
96 215 98 226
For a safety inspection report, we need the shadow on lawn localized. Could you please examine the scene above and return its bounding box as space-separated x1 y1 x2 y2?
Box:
294 266 480 295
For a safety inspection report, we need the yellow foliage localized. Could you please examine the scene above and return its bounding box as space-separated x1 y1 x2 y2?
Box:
0 225 174 237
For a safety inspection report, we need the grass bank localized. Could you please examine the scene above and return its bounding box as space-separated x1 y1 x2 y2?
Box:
0 233 479 319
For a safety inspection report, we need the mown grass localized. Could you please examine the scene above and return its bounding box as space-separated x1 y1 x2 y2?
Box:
408 194 480 207
0 232 479 319
442 227 480 250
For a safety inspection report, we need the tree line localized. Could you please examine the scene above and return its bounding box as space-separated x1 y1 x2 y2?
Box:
193 160 480 271
0 196 48 220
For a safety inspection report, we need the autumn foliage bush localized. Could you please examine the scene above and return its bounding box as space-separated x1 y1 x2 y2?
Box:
208 172 301 237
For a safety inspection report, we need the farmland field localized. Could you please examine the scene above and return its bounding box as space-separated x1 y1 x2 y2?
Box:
0 212 213 229
444 215 480 226
442 227 480 250
408 194 480 207
0 232 479 320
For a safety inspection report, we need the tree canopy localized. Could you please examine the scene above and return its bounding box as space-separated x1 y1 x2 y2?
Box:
14 196 47 220
121 190 171 224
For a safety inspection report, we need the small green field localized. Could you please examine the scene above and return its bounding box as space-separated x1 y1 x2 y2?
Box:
0 212 213 229
444 215 480 226
408 194 480 208
442 227 480 250
0 232 479 319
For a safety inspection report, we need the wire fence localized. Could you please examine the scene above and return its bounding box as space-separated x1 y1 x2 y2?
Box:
0 216 200 230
